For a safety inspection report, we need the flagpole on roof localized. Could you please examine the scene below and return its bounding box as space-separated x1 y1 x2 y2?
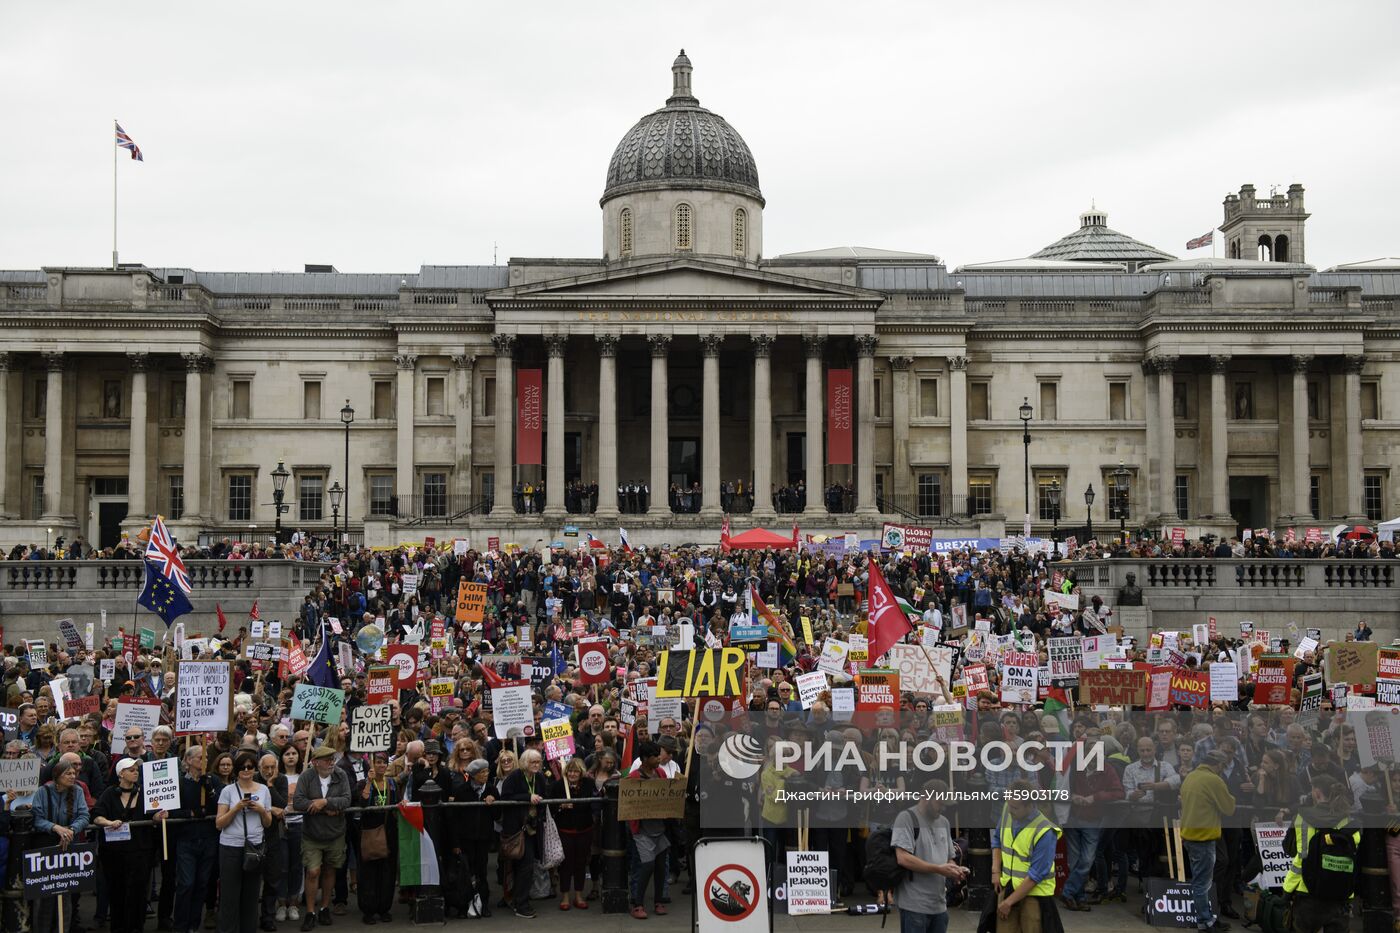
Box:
112 119 119 270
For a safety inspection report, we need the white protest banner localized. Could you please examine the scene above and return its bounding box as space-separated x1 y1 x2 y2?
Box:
174 661 233 735
290 685 346 725
796 670 828 709
817 640 849 677
251 619 265 639
541 716 575 761
1192 623 1210 646
1044 589 1079 611
1294 636 1319 661
98 659 117 683
142 758 181 812
885 644 943 695
785 850 832 915
753 642 779 668
49 676 70 721
491 681 535 738
1048 637 1083 686
0 757 41 795
1252 822 1289 890
646 679 685 735
114 697 163 742
1081 635 1116 671
349 703 394 753
269 621 282 641
1209 662 1239 702
830 688 855 717
402 573 418 597
1001 665 1037 705
920 627 941 650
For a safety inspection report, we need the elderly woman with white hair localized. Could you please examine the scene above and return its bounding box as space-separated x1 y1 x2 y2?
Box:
499 748 547 919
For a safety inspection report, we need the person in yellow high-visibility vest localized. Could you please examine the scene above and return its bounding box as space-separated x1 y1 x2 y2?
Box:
1281 776 1358 933
986 780 1063 933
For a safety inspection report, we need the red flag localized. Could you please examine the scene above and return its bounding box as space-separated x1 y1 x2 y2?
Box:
480 660 508 689
216 604 229 633
249 600 260 621
865 562 913 666
622 722 635 769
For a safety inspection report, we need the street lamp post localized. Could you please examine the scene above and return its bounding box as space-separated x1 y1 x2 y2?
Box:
1084 483 1096 544
328 482 344 540
1114 460 1130 543
270 461 290 544
340 400 355 544
1048 480 1061 559
1019 397 1033 534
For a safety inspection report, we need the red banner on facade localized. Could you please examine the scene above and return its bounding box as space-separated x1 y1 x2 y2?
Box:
827 368 853 465
516 368 543 465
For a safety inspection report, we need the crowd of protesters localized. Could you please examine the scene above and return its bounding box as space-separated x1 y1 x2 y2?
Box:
1 531 1397 933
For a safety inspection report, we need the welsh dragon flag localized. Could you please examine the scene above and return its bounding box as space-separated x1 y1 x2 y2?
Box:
397 801 440 886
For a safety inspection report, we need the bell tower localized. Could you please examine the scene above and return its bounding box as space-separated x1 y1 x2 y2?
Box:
1220 183 1309 263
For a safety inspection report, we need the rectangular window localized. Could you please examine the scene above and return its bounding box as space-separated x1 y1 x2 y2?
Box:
1108 382 1127 421
32 379 46 419
422 472 447 518
918 379 938 418
1361 381 1379 421
1039 382 1057 421
968 477 993 516
1175 475 1190 520
1037 477 1064 521
369 474 395 516
872 377 883 418
1310 475 1320 520
426 376 446 416
1307 380 1320 420
30 475 44 520
302 381 321 420
482 375 496 417
168 475 185 520
481 472 494 510
916 473 942 517
231 380 251 419
372 380 394 419
228 474 252 522
1364 475 1383 522
1173 381 1188 419
102 379 123 418
168 381 185 419
299 475 324 522
968 382 989 420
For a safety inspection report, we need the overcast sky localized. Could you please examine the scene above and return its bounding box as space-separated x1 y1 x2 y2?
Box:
3 1 1397 275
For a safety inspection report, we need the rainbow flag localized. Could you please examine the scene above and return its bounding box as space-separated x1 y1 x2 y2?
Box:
751 586 797 664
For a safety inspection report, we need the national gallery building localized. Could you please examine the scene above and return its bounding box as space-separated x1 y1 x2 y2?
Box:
2 52 1398 550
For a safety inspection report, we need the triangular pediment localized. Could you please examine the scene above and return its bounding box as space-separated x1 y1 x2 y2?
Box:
492 257 882 303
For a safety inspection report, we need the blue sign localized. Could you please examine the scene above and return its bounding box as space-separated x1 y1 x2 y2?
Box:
729 624 769 644
563 525 579 537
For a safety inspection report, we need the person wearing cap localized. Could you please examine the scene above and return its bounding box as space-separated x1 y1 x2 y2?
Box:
92 756 165 933
353 753 399 925
1179 750 1237 932
448 757 497 916
292 744 353 931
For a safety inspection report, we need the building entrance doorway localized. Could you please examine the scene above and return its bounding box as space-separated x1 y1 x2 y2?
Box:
669 437 699 488
1229 476 1269 537
786 433 805 484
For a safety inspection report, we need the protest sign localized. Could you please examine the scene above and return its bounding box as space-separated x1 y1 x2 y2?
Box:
491 681 535 738
58 618 83 652
98 658 116 682
1168 669 1210 709
1081 635 1115 671
142 758 181 812
656 648 747 697
855 670 900 711
1145 878 1199 928
428 677 455 713
1209 663 1240 702
387 644 419 689
1253 657 1296 706
830 688 855 716
0 756 41 795
796 670 828 709
1327 641 1378 686
27 640 49 669
1078 668 1146 708
577 642 612 685
1048 638 1083 687
785 850 832 915
114 697 163 742
349 703 394 753
1001 665 1037 705
1377 680 1400 707
1253 823 1289 890
885 644 942 695
455 581 487 623
848 633 868 663
817 640 849 677
541 716 575 761
22 841 98 899
617 775 686 820
290 684 346 725
1380 648 1400 681
753 642 779 668
1294 636 1319 661
174 661 232 734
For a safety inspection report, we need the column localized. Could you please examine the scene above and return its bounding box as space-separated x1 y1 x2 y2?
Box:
751 335 774 516
855 335 878 514
1289 355 1312 518
947 355 968 511
395 353 417 503
890 356 912 509
452 353 475 505
1342 355 1365 518
647 334 670 516
39 352 66 519
1142 359 1159 518
701 335 723 516
1207 355 1230 517
0 354 11 518
545 335 567 517
1155 355 1177 518
180 352 208 523
595 335 619 518
490 334 515 517
802 336 824 516
127 353 150 522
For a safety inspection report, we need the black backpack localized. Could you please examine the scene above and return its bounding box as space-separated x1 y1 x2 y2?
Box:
1287 818 1358 901
864 808 918 895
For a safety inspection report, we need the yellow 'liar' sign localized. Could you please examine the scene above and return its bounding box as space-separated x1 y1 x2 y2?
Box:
654 648 747 698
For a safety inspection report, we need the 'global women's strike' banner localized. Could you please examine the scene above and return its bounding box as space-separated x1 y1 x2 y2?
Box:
827 368 852 465
516 369 542 465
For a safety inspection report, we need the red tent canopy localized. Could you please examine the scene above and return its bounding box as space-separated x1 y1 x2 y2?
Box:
722 524 799 551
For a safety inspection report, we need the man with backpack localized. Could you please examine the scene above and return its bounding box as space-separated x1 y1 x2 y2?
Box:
1282 775 1359 933
885 779 967 933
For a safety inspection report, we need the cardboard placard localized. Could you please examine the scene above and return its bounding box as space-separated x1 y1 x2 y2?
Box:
796 670 828 709
455 581 487 623
1168 669 1210 709
1253 657 1296 706
174 661 233 735
22 841 98 899
1000 665 1037 705
616 775 687 820
142 758 181 812
1078 668 1146 708
290 684 346 725
655 648 747 698
1327 641 1378 686
114 697 163 742
855 670 900 710
541 716 575 761
0 756 41 795
490 681 535 738
1209 663 1239 702
349 703 394 753
785 850 831 915
1252 822 1289 890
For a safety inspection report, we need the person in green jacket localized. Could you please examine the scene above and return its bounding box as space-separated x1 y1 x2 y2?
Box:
1179 750 1236 932
1282 776 1358 933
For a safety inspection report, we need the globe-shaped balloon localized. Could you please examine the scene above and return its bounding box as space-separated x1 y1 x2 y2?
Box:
355 623 384 655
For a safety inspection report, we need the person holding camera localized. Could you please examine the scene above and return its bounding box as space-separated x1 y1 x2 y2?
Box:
214 751 273 933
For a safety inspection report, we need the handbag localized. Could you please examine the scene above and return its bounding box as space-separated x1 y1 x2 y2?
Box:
540 809 564 870
360 823 389 861
241 808 265 873
501 829 525 861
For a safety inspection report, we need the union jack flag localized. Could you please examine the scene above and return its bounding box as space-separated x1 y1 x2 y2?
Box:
1186 230 1213 250
115 121 143 161
144 515 190 594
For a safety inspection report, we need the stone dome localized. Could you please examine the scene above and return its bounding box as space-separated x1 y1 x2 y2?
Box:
601 50 763 206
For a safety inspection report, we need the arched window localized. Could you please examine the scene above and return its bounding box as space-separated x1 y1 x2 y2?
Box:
619 208 633 257
1229 240 1241 259
1257 234 1273 262
1274 234 1289 263
675 203 692 251
733 208 746 256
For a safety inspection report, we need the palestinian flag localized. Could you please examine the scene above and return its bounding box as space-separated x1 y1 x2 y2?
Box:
396 801 440 886
1043 685 1072 713
896 596 920 622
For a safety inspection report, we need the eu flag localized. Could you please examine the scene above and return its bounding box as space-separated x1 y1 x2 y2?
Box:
137 559 193 626
306 622 338 688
